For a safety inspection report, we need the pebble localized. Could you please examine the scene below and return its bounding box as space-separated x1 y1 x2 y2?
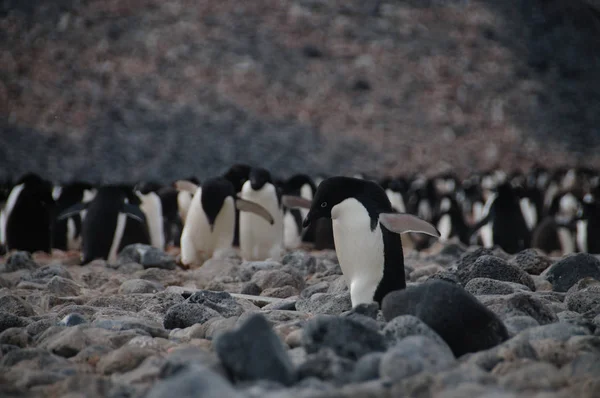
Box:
296 292 352 315
2 251 38 272
477 293 559 324
147 364 244 398
456 255 536 291
119 278 165 294
544 253 600 292
118 243 178 270
509 249 553 275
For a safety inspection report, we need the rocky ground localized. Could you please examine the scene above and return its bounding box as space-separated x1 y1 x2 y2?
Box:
1 241 600 398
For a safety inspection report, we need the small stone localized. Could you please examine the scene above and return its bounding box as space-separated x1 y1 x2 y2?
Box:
516 322 590 342
281 251 326 275
0 312 28 333
47 276 81 296
164 290 243 330
0 327 30 347
351 352 382 382
302 315 386 360
146 364 243 398
3 251 37 272
296 348 355 384
545 253 600 292
260 286 299 298
499 361 567 391
251 269 305 291
510 249 553 275
379 335 455 382
465 278 531 295
97 346 155 375
187 290 244 317
214 313 295 385
240 282 261 295
300 281 330 298
118 244 177 269
93 316 168 338
30 263 73 281
561 353 600 381
382 315 448 348
566 284 600 313
457 255 535 291
119 279 164 294
503 316 540 337
0 294 35 317
58 313 87 327
296 293 352 315
382 280 508 357
285 329 303 348
478 292 558 325
25 318 55 337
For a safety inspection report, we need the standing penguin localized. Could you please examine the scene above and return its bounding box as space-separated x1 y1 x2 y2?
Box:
287 176 440 307
53 181 95 251
0 178 14 254
58 185 149 264
239 167 284 261
281 174 317 249
470 182 531 254
3 173 55 254
435 195 471 245
223 164 252 247
177 177 274 267
135 182 166 250
177 176 201 227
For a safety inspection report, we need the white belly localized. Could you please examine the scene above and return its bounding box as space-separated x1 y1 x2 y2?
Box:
558 227 576 255
180 189 235 266
239 181 283 261
108 213 127 263
331 198 384 307
283 211 301 249
0 208 5 245
138 192 165 250
66 218 81 250
576 220 588 253
178 191 193 225
437 214 452 242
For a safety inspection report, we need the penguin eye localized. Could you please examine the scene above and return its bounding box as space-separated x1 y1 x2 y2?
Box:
320 202 327 208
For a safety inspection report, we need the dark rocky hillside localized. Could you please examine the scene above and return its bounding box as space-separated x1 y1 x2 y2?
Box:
2 0 600 183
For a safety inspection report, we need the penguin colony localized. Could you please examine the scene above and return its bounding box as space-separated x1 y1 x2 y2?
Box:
2 165 600 307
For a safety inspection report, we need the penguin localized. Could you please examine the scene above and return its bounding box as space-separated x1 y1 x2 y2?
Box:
575 193 600 254
239 167 284 261
380 177 408 213
286 176 440 307
57 185 149 264
434 194 471 245
135 181 166 250
223 164 252 247
177 177 274 267
52 181 95 251
3 173 55 254
0 178 14 253
281 174 317 249
531 190 579 255
470 182 531 254
177 176 200 227
157 185 184 247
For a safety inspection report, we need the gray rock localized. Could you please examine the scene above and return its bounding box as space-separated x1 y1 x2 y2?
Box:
498 361 567 392
0 346 71 368
40 325 115 358
147 364 243 398
261 286 299 298
351 352 383 382
380 335 455 382
282 251 327 275
93 316 168 338
187 290 244 317
237 261 282 281
0 327 30 347
410 264 446 281
214 313 295 385
478 292 558 325
302 315 386 360
340 303 382 331
383 315 448 348
545 253 600 292
510 249 553 275
503 316 540 337
25 317 56 336
453 247 510 270
465 278 531 295
119 279 165 294
58 313 88 327
47 276 81 296
0 311 29 333
426 271 462 285
296 348 355 384
326 277 349 294
118 243 177 269
2 251 37 272
240 282 262 295
262 298 297 311
457 255 535 291
566 284 600 313
561 353 600 381
161 345 225 378
557 311 595 330
382 280 509 357
15 369 70 389
516 322 591 342
0 294 35 317
251 269 305 291
296 293 352 315
97 346 155 375
164 290 243 330
300 281 330 298
30 263 72 281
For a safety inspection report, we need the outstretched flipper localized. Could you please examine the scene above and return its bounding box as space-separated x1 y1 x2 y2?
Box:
56 203 88 221
236 197 275 225
122 203 147 223
379 212 441 238
281 195 312 210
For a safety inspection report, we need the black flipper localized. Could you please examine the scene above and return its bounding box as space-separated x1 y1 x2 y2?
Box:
122 203 147 223
56 202 88 221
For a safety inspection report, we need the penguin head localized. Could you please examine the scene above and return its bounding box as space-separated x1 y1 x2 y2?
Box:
200 177 236 229
249 168 272 191
302 176 390 228
223 164 251 193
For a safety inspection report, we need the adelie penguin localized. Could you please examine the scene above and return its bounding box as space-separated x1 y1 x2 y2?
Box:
239 167 285 261
281 173 317 249
3 173 55 254
58 185 149 264
285 176 440 307
176 177 274 267
134 181 166 250
52 181 95 252
222 163 252 247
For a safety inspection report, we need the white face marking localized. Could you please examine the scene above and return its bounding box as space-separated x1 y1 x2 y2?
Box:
437 214 452 242
83 189 97 203
386 189 406 213
0 210 5 245
331 198 384 307
544 183 558 210
108 212 127 263
137 191 165 250
576 220 588 253
472 202 484 222
239 180 284 261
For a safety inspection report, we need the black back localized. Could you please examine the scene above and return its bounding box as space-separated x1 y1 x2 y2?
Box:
158 186 182 247
249 167 273 191
5 173 55 253
307 176 406 305
488 183 531 254
201 177 235 229
580 197 600 254
223 164 251 246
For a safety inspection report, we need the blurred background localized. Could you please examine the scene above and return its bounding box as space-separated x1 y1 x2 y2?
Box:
2 0 600 184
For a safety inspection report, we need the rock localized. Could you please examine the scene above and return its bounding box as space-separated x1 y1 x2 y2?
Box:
285 329 303 348
214 313 295 385
240 282 261 295
251 269 305 291
465 278 531 295
557 311 594 330
0 327 29 347
2 251 37 272
326 276 349 294
566 284 600 313
282 251 327 275
119 279 165 294
187 290 244 317
382 315 448 348
351 352 383 382
545 253 600 292
164 290 244 330
40 325 114 358
203 316 239 339
0 294 35 317
302 315 386 360
478 292 559 325
561 353 600 382
409 264 446 281
30 263 72 281
296 348 355 384
510 249 553 275
426 271 461 285
456 255 535 291
118 243 177 269
14 369 70 389
0 312 28 333
382 280 509 357
161 345 224 378
260 286 299 298
503 316 540 336
58 313 88 327
296 293 352 315
97 346 155 375
498 361 567 391
47 276 81 296
146 364 243 398
112 355 164 387
93 316 168 338
262 298 297 311
300 281 330 298
516 322 590 342
340 303 381 331
237 261 282 281
25 317 55 337
379 335 455 382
